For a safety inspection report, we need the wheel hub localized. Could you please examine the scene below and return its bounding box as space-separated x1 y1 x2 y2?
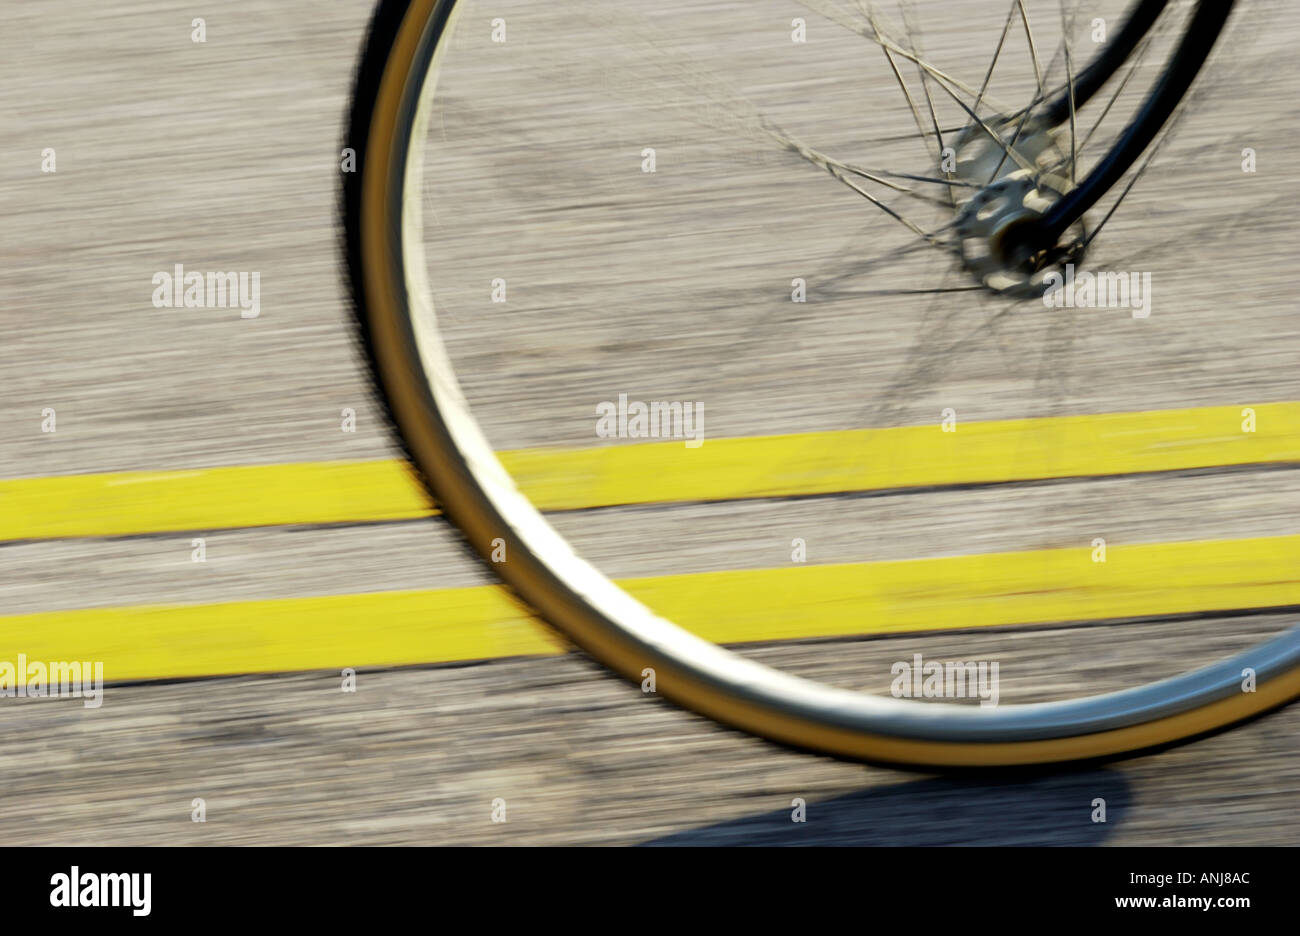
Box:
949 118 1086 297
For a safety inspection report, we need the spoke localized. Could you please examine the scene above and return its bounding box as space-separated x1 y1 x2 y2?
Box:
996 0 1112 125
856 0 933 158
974 1 1019 116
839 0 1038 179
1043 6 1174 174
857 168 978 188
751 113 955 243
897 0 952 204
754 115 959 210
1073 37 1151 156
830 165 957 209
593 10 963 217
1016 0 1046 100
827 167 950 245
1079 156 1147 249
851 0 959 206
860 123 972 146
1029 5 1169 178
1082 102 1186 250
815 0 1039 179
898 1 944 151
824 284 987 298
1059 2 1078 186
928 71 1038 175
956 0 1018 151
796 0 1017 115
985 98 1038 184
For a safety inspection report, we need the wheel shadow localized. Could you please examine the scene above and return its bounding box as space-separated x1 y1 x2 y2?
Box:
640 768 1130 846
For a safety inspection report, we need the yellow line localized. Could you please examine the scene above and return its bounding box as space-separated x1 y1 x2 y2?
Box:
2 460 430 541
3 533 1298 683
520 400 1297 507
10 400 1300 540
4 401 1298 542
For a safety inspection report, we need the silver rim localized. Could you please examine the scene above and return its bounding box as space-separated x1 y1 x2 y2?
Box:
384 0 1300 749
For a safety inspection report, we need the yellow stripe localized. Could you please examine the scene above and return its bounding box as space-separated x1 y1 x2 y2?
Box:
3 401 1297 542
1 460 430 541
3 533 1298 683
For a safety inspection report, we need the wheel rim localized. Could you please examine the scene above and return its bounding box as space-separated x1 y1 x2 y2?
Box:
349 0 1300 766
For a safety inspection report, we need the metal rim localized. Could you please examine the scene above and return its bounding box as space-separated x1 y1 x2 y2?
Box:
348 0 1300 766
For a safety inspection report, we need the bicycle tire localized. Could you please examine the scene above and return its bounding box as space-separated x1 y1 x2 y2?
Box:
342 0 1300 768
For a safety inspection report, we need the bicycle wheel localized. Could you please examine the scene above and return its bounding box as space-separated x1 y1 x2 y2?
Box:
342 0 1300 767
